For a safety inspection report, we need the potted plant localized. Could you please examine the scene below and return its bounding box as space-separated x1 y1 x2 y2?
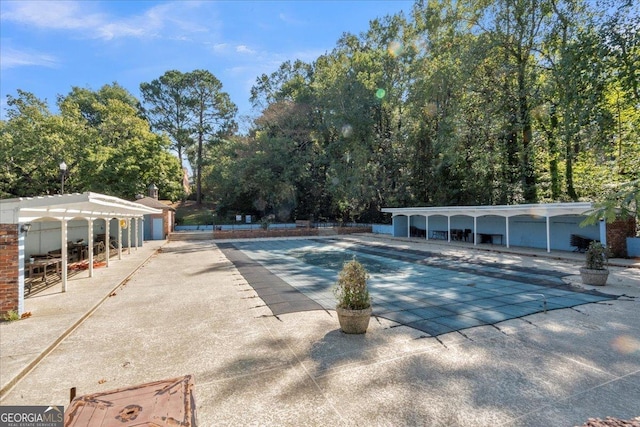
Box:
579 241 610 286
334 258 372 334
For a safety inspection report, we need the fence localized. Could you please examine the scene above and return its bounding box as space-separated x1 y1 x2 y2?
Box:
175 222 388 233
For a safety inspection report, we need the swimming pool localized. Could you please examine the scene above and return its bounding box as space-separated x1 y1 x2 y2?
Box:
219 238 616 336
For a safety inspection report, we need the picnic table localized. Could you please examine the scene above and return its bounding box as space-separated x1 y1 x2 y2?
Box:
27 258 62 292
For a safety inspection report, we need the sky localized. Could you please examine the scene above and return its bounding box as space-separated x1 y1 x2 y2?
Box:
0 0 414 127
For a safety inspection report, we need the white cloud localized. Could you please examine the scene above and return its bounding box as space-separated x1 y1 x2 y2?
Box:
0 46 58 70
0 1 213 41
0 1 105 32
236 45 256 54
212 43 229 53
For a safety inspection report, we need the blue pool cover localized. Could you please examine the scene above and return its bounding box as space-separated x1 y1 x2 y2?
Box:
218 239 618 336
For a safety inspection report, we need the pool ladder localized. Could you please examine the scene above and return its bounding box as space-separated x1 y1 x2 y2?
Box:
527 293 547 313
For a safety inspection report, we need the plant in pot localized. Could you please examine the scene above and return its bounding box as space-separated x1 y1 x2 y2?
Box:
334 258 372 334
579 241 610 286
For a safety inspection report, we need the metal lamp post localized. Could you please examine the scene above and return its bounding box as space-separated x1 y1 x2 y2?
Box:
60 161 67 194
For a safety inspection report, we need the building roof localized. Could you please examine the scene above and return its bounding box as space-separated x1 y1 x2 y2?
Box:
382 202 595 218
135 196 176 211
0 192 162 223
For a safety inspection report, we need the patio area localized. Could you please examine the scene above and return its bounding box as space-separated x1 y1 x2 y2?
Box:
1 236 638 426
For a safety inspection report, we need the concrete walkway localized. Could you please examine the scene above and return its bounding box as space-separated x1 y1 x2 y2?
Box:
0 241 165 397
0 236 638 426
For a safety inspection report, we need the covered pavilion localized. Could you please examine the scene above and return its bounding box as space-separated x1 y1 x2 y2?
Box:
0 192 161 316
382 202 603 253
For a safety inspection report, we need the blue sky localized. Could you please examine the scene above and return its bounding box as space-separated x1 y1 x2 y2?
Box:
1 1 413 125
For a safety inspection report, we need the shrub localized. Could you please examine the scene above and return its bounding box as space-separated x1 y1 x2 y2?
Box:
334 258 371 310
585 241 609 270
2 310 20 322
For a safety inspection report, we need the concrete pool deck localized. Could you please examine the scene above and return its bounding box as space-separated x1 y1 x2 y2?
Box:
1 235 639 426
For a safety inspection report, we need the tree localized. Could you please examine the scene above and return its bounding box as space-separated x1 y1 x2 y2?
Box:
64 83 143 127
0 91 67 197
141 70 237 204
140 70 194 168
188 70 237 205
71 95 183 200
208 0 637 221
0 86 184 200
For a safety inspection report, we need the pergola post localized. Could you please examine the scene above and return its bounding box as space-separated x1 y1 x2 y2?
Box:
407 215 411 238
447 216 451 242
135 218 139 250
61 220 68 292
546 215 551 253
117 219 122 260
127 218 131 255
505 216 510 248
105 218 110 268
425 215 429 240
88 218 94 277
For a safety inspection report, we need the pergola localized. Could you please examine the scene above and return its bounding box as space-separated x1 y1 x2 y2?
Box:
0 192 161 293
382 202 597 253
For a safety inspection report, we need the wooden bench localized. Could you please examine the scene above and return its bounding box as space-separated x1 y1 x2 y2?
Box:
295 220 311 228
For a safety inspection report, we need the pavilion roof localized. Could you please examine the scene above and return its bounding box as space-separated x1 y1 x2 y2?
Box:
381 202 594 218
0 192 161 223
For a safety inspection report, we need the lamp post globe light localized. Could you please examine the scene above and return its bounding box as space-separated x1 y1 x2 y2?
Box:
59 161 67 194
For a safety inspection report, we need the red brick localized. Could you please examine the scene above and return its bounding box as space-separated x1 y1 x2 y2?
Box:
0 224 19 316
606 217 637 258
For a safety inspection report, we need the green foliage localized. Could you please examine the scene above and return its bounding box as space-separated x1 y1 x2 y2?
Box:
140 70 194 166
1 86 184 201
4 1 637 221
582 179 639 232
2 310 20 322
584 241 609 270
236 0 637 221
334 258 371 310
141 69 238 204
260 217 271 230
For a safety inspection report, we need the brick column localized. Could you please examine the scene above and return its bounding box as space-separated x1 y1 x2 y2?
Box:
0 224 21 316
606 217 637 258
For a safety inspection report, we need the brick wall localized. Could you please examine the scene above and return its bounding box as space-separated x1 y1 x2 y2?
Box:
210 227 372 240
0 224 20 316
212 228 320 239
606 217 637 258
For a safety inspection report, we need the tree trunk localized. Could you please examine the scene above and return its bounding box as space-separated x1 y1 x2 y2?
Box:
196 104 204 205
518 60 537 203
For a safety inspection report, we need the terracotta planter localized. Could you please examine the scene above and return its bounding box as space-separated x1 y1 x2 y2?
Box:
579 267 609 286
336 306 372 334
